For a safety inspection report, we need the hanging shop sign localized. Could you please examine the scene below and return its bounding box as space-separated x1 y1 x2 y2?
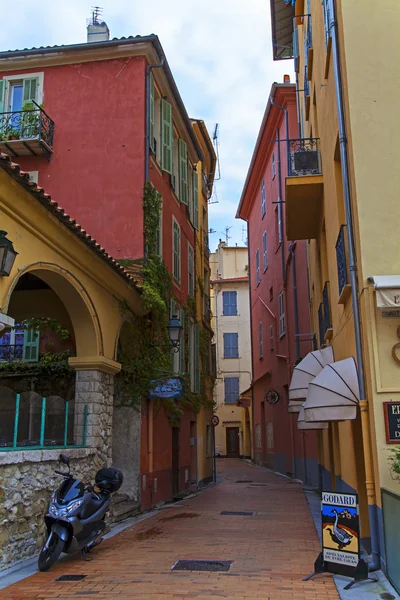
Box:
304 492 376 590
383 402 400 443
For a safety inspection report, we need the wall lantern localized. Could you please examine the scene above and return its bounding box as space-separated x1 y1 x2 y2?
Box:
167 315 183 349
0 231 18 277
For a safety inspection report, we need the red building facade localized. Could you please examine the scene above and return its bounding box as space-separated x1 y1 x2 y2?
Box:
0 32 211 508
237 82 319 486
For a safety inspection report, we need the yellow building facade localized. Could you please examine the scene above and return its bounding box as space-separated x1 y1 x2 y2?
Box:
270 0 400 588
210 243 252 459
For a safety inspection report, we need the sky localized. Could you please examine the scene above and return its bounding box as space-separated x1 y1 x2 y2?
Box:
2 0 293 252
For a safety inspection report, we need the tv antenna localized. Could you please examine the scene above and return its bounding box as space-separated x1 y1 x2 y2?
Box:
208 228 216 235
221 226 232 245
212 123 221 182
242 225 248 247
89 6 103 25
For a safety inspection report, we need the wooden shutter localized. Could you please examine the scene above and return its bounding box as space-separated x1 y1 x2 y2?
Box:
179 308 185 374
194 324 200 393
193 170 199 229
149 73 155 154
179 139 188 205
23 329 40 362
161 99 172 174
22 78 38 108
0 80 5 115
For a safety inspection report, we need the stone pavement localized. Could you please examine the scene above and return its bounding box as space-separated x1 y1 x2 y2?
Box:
1 459 339 599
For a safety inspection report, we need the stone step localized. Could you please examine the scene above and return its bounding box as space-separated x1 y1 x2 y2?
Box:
111 500 141 522
111 492 129 506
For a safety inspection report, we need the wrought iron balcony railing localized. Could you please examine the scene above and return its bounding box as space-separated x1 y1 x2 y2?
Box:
335 225 349 297
0 343 24 362
288 138 322 177
323 282 332 334
318 303 325 347
0 102 55 159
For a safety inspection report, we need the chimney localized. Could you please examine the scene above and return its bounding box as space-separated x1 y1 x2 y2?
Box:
283 74 291 83
87 7 110 43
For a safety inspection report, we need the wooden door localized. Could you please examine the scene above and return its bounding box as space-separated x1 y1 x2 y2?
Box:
172 427 180 496
226 427 240 458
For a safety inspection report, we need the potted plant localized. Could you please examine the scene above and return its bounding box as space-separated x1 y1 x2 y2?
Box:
389 446 400 480
21 102 40 138
7 128 20 140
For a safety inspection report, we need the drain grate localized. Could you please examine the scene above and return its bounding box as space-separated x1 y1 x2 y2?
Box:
172 559 232 572
56 574 87 582
235 480 253 483
220 511 254 516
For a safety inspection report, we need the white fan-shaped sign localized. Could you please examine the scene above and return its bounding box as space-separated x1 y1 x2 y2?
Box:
304 357 360 422
288 347 334 413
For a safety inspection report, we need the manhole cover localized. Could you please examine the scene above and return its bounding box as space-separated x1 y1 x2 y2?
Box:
56 575 87 582
220 511 254 516
235 480 253 483
172 560 232 572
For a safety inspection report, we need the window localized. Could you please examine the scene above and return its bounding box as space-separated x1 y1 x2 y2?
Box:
222 291 237 316
322 0 332 47
155 198 162 257
224 377 239 404
27 171 38 184
262 231 268 271
172 219 181 282
275 203 282 246
211 343 217 375
270 325 274 350
223 333 238 358
193 170 199 229
269 286 273 302
272 152 276 178
161 98 172 174
188 244 194 296
259 322 263 359
179 139 188 205
261 180 266 217
279 291 285 337
256 249 261 285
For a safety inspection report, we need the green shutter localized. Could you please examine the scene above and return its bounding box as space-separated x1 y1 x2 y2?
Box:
22 78 38 108
23 329 40 362
161 98 172 174
188 166 194 223
0 80 5 115
193 170 199 230
149 73 155 154
194 324 200 393
179 139 188 205
179 308 185 374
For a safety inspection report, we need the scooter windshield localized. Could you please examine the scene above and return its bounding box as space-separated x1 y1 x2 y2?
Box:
57 478 84 504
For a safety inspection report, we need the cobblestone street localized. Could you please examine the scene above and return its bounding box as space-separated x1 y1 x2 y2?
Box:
1 460 339 599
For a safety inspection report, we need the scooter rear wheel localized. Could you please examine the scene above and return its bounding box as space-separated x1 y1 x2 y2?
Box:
38 533 64 571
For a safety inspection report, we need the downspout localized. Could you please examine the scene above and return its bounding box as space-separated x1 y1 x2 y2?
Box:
246 222 256 462
145 58 165 185
331 0 379 570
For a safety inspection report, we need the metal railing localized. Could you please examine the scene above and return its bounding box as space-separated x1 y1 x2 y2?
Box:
335 225 348 296
318 303 325 347
0 394 88 451
304 65 310 99
0 104 54 151
322 282 332 334
288 138 322 176
0 343 23 362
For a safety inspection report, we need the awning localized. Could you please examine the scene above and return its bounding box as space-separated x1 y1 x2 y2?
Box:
304 357 360 422
297 405 328 430
372 276 400 308
288 346 334 412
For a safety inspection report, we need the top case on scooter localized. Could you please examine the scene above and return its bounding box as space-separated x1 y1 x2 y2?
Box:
95 468 123 492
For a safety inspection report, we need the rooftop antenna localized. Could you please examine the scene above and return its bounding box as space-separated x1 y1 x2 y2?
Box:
242 225 248 247
212 123 221 182
91 6 103 24
208 228 216 235
220 226 232 245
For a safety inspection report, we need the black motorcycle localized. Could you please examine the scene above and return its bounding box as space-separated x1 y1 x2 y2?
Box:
38 454 123 571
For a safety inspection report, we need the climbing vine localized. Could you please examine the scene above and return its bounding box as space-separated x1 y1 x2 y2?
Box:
389 447 400 480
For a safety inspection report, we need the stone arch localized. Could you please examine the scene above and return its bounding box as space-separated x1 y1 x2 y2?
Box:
4 262 102 358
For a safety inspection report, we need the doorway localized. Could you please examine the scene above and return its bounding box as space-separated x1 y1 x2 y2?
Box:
226 427 240 458
172 427 180 496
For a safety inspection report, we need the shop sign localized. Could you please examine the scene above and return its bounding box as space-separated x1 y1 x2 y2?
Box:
321 492 359 570
384 402 400 443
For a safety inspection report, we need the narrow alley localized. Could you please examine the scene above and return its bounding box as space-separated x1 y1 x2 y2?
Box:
2 460 338 600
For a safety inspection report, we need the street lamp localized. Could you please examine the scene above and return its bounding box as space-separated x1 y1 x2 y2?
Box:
167 315 183 350
0 231 18 277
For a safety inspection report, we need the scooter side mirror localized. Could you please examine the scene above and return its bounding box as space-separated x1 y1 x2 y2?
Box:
59 454 70 468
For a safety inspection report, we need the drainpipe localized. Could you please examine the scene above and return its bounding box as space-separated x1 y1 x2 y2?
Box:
145 58 165 185
246 222 256 462
331 0 379 570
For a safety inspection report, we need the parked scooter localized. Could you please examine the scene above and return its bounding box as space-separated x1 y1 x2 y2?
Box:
38 453 123 571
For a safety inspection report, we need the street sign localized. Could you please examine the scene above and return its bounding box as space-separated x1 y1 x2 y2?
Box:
211 415 219 427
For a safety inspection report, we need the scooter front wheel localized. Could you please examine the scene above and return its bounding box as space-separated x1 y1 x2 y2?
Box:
38 532 64 571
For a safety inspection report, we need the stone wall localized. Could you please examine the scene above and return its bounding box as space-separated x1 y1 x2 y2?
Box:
0 448 95 571
112 406 141 501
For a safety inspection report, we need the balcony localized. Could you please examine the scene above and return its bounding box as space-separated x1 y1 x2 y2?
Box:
285 138 323 240
335 225 352 303
0 343 23 362
0 103 54 160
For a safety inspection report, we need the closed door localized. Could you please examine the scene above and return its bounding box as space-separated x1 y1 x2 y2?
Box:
226 427 240 457
172 427 180 496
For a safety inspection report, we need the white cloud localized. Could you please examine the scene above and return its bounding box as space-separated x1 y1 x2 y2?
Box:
2 0 293 250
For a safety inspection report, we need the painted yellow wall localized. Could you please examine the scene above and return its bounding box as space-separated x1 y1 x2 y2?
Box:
0 169 143 373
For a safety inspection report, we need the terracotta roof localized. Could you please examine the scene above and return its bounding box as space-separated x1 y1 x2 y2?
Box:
211 277 249 284
0 35 150 56
0 152 141 292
